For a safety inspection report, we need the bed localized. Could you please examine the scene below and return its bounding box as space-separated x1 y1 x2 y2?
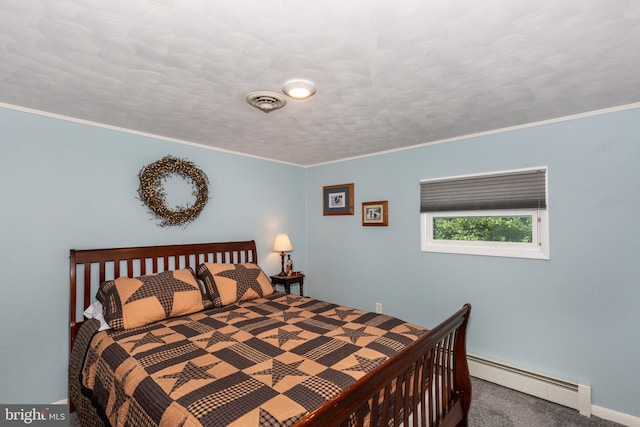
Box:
69 240 471 426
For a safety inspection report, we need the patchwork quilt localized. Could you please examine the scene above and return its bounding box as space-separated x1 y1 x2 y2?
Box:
79 293 428 426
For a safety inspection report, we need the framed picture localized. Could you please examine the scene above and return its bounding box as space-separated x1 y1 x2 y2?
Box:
323 183 354 216
362 201 388 226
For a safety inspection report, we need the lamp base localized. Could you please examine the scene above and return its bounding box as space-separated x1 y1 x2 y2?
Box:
278 252 287 277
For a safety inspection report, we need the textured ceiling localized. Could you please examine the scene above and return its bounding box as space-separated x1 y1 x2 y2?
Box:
1 1 640 166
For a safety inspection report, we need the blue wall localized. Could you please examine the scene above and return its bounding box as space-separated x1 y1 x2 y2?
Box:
305 107 640 417
2 104 638 419
0 107 306 404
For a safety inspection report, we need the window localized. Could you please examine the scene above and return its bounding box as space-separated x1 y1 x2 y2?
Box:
420 167 549 259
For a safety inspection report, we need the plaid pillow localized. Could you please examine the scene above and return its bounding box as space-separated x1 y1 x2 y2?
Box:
196 263 274 308
96 268 211 330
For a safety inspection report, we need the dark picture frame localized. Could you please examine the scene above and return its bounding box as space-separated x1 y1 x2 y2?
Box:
323 183 354 216
362 200 388 226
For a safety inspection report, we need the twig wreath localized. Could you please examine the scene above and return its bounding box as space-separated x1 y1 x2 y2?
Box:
138 155 210 227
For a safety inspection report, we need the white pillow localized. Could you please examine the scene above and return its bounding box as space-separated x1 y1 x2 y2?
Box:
84 301 111 331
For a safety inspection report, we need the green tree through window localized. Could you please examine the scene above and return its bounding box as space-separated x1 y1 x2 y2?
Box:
433 216 532 243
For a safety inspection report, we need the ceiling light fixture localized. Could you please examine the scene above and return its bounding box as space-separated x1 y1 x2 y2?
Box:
282 79 316 100
246 91 287 113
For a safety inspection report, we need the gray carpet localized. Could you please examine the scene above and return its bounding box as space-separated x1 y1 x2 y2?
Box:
69 377 624 426
469 377 623 426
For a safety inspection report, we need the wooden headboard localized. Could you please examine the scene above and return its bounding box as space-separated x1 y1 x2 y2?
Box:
69 240 258 351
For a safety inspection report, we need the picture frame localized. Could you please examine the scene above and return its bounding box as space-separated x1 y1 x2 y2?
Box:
323 183 354 216
362 201 388 226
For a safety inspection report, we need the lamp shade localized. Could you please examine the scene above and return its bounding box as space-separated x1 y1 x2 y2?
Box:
273 234 293 252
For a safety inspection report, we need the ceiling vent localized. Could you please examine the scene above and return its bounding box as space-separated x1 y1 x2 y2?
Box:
246 91 287 113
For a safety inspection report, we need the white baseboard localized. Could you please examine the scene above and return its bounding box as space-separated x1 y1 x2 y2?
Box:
467 353 640 427
592 405 640 427
51 399 68 405
468 353 589 415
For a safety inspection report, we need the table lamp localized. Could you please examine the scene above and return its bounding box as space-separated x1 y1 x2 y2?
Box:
272 234 293 276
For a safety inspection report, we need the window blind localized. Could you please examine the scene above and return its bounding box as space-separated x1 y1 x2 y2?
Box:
420 168 546 212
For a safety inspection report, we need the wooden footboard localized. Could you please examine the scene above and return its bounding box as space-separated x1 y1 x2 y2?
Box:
297 304 472 427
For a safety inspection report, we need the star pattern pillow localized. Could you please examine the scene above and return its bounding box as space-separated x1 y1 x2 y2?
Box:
196 263 274 308
96 268 211 330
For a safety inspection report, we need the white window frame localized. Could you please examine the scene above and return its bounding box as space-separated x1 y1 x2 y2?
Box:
421 209 549 259
420 167 550 260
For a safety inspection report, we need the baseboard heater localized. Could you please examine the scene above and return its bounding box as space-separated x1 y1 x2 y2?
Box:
467 353 591 417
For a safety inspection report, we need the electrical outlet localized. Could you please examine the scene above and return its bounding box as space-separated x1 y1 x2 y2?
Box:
375 303 382 314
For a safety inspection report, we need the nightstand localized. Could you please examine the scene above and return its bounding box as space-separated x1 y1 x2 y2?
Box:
270 274 304 296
